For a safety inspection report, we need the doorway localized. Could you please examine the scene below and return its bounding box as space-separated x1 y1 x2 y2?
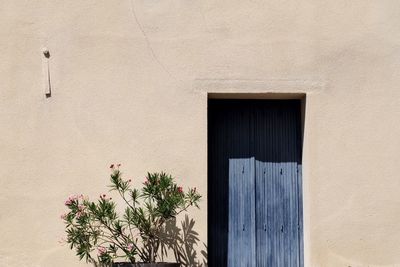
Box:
208 99 304 267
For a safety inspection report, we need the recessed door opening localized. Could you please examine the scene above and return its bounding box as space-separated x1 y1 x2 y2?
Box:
208 98 304 267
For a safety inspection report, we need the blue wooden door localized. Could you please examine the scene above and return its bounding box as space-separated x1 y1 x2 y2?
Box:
209 100 303 267
253 101 303 267
229 160 302 267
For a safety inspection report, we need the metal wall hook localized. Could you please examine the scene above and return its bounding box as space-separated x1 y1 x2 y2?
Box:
42 47 52 98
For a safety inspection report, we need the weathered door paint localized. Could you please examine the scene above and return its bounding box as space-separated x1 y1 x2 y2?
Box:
208 99 303 267
254 161 302 267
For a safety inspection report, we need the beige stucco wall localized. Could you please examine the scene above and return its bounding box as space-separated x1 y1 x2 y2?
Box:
1 0 400 266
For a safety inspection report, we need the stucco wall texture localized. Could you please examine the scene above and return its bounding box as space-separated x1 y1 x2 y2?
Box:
1 0 400 266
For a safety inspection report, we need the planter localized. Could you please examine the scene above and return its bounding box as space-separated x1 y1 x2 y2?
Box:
113 263 180 267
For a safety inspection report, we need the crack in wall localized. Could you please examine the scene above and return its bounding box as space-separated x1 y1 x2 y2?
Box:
128 0 176 81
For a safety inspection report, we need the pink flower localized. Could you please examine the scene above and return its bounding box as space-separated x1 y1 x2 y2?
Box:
64 195 79 206
177 187 183 193
97 246 107 256
127 243 134 251
60 213 68 220
100 194 112 201
76 211 85 219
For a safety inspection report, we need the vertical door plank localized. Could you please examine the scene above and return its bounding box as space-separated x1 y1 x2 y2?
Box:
228 157 256 267
297 164 304 267
255 160 266 267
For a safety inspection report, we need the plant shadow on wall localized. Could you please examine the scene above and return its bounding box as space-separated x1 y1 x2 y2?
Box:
61 164 206 267
159 216 207 267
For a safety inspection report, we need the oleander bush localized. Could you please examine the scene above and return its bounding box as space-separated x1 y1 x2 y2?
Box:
61 165 201 266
